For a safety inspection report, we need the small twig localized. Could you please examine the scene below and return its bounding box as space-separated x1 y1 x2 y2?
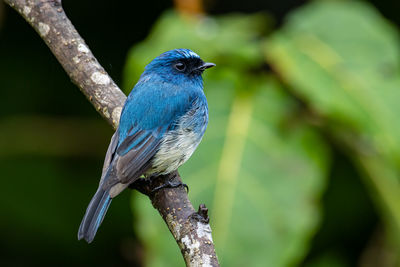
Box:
4 0 219 266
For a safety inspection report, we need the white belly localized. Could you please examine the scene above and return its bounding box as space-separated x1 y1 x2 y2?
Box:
147 128 202 175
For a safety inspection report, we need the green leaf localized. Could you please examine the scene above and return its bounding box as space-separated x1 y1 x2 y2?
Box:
126 11 330 267
265 0 400 242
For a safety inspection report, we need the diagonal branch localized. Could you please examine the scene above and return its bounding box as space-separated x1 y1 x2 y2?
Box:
5 0 125 129
4 0 219 266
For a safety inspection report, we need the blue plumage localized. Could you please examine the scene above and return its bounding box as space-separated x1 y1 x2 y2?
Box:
78 49 214 243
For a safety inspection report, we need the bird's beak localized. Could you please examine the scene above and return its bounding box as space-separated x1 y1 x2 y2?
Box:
198 62 216 71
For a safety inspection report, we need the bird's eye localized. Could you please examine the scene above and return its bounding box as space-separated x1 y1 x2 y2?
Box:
174 62 186 72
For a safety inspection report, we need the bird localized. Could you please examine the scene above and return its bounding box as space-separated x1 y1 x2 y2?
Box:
78 49 215 243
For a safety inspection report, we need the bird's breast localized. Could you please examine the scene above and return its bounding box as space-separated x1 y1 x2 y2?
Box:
147 100 208 175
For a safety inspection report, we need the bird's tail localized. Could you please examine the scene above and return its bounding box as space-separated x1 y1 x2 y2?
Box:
78 185 112 243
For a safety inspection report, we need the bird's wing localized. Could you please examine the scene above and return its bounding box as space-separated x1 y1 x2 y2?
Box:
102 82 198 187
99 131 119 185
113 125 166 184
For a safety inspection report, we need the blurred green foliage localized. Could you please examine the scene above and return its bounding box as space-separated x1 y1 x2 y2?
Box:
124 1 400 266
265 0 400 249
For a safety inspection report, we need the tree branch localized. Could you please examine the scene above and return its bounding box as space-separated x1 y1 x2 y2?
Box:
5 0 125 128
131 172 219 266
4 0 219 266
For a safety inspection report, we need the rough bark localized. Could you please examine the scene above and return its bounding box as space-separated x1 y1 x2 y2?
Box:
5 0 126 128
4 0 219 266
132 172 219 266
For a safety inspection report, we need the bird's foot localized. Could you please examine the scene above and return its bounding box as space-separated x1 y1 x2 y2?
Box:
151 180 189 193
129 172 189 195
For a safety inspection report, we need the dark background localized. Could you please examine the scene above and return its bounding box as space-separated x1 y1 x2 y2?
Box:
0 0 398 266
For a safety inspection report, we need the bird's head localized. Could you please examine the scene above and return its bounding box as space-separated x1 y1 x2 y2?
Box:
140 49 215 84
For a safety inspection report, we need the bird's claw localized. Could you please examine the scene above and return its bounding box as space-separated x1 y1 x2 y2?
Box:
151 180 189 194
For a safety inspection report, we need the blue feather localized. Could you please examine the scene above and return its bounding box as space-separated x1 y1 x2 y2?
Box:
78 183 112 243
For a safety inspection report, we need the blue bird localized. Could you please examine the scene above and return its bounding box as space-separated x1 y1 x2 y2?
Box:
78 49 215 243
